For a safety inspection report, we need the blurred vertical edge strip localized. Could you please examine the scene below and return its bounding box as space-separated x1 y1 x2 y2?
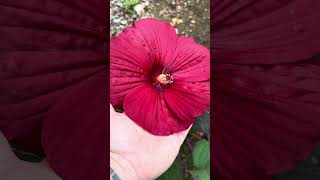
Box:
0 0 110 179
106 0 111 177
209 0 214 179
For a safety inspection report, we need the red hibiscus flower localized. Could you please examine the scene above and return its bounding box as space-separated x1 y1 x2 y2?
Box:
110 18 210 135
212 1 320 179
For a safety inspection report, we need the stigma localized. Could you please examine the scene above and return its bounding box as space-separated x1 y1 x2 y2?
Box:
156 73 174 85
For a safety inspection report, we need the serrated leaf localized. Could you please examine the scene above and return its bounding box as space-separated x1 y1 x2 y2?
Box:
156 158 183 180
193 139 210 169
191 169 210 180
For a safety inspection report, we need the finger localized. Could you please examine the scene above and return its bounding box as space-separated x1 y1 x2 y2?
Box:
110 103 143 134
109 104 117 117
172 124 193 147
110 104 143 152
0 131 18 163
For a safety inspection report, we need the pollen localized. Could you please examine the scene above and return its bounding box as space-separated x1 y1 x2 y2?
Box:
156 73 174 85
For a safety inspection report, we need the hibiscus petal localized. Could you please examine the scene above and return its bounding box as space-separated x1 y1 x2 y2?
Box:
132 18 178 66
110 39 147 108
123 84 187 135
168 36 210 82
212 0 320 64
42 72 107 180
163 82 210 125
110 18 179 107
213 61 320 179
0 0 106 50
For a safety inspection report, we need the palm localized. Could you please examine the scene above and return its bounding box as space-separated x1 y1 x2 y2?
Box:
110 105 191 180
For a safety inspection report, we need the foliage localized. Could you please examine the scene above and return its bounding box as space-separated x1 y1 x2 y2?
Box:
191 139 210 180
157 158 183 180
157 111 211 180
193 110 210 140
122 0 139 14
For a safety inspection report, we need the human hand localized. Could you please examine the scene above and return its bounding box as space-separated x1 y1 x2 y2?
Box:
110 104 191 180
0 132 61 180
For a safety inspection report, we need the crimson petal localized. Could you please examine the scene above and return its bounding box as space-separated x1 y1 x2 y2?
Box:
169 36 210 82
212 0 320 64
123 84 186 135
213 61 320 179
42 73 107 180
164 83 210 126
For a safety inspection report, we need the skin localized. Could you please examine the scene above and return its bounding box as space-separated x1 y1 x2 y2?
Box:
110 104 191 180
0 132 61 180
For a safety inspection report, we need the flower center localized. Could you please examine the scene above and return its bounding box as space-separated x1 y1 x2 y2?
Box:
147 64 174 90
156 73 174 85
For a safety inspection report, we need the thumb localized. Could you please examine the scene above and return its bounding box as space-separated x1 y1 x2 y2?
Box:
0 132 18 164
109 104 118 117
170 124 193 148
110 104 142 152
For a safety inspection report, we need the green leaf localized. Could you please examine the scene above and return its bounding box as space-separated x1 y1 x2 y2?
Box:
193 110 210 139
126 8 135 14
193 139 210 169
156 158 183 180
123 0 140 8
191 169 210 180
